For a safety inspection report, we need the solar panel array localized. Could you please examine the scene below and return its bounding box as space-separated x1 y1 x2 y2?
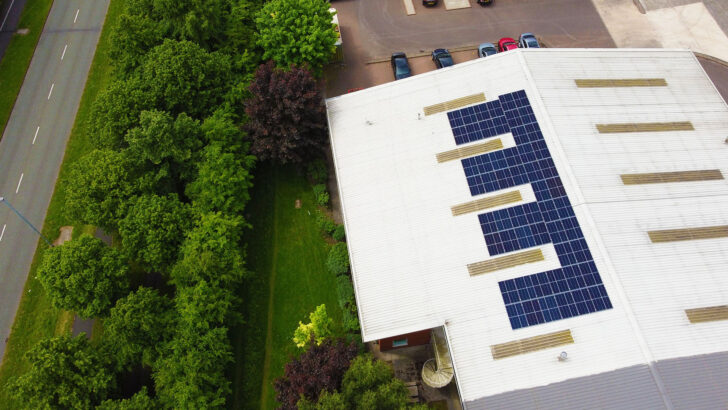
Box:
447 90 613 329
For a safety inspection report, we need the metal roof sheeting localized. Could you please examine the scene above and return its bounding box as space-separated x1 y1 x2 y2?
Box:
326 49 728 406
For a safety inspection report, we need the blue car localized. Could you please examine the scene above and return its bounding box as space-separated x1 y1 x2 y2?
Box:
519 33 540 48
432 49 454 69
391 52 412 80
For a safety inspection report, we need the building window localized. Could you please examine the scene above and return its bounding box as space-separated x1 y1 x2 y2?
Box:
392 338 408 347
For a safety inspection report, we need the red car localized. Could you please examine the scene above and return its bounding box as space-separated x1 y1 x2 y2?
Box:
498 37 518 52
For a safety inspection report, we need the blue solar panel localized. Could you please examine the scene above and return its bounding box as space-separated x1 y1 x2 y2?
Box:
448 90 612 329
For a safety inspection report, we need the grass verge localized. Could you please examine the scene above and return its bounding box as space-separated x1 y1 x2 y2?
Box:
230 163 344 410
0 0 123 404
0 0 54 137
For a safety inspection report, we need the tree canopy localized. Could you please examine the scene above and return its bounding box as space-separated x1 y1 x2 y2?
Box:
10 335 115 409
255 0 337 75
245 61 328 164
119 194 193 272
37 234 129 318
293 304 334 348
104 287 176 370
275 338 359 410
64 149 137 231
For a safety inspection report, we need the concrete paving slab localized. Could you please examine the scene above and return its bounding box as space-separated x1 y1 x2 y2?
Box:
403 0 416 15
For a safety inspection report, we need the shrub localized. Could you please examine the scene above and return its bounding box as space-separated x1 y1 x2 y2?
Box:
336 275 359 333
306 159 328 184
316 210 336 235
326 243 350 276
312 184 330 207
293 305 333 349
332 225 346 242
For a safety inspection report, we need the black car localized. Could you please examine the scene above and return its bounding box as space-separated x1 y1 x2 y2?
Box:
423 0 438 6
432 49 454 69
390 52 412 80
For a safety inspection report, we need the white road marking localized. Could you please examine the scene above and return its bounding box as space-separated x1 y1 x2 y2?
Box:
16 173 23 194
0 224 6 242
74 9 79 23
0 0 16 31
61 44 67 60
33 126 39 144
47 83 54 100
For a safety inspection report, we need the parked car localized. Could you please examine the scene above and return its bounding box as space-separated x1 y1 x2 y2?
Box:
432 49 454 69
478 43 497 58
519 33 540 48
390 52 412 80
498 37 518 52
476 0 493 5
423 0 437 6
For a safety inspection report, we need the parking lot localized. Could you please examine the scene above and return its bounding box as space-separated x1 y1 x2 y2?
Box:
324 0 615 97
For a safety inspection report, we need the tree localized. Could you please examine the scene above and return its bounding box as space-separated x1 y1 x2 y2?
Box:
245 61 328 164
104 287 176 370
200 109 248 154
293 304 333 348
64 149 137 231
274 338 358 410
97 387 156 410
170 212 248 289
10 335 114 409
299 355 424 410
88 77 154 150
185 143 255 215
124 109 204 185
255 0 337 75
326 242 350 276
109 13 163 75
119 194 194 272
153 326 233 408
137 39 232 118
37 234 129 318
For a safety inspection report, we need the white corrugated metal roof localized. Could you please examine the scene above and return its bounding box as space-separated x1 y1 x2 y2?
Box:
326 49 728 404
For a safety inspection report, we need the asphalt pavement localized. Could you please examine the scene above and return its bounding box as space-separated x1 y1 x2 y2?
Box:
0 0 109 360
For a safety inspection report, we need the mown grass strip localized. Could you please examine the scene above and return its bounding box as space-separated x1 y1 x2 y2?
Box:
230 163 344 410
0 0 54 137
0 0 122 404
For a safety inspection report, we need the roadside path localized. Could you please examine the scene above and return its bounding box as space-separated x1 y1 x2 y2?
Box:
0 0 27 61
0 0 109 360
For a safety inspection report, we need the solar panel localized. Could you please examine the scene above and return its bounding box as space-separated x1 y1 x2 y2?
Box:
448 90 613 329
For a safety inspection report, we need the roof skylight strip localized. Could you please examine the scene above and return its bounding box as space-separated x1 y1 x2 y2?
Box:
467 249 544 276
621 170 724 185
596 122 694 133
491 329 574 360
575 78 667 87
648 225 728 243
686 305 728 323
424 93 486 116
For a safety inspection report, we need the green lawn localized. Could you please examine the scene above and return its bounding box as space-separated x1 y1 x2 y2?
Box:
0 0 123 404
230 163 343 410
0 0 54 136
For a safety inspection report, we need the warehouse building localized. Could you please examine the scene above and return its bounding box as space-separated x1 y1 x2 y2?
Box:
325 49 728 409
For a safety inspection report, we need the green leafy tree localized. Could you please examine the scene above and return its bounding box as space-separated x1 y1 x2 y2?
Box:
153 326 232 408
124 109 204 186
109 13 163 75
119 194 193 272
326 242 350 276
88 77 154 150
64 149 137 231
97 387 156 410
293 304 333 348
37 234 129 318
245 61 328 164
185 143 255 215
104 287 176 370
200 109 247 154
10 335 114 409
137 39 232 118
255 0 337 75
170 212 248 289
299 355 424 409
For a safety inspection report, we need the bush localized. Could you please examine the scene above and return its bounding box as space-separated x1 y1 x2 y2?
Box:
336 275 359 333
332 225 346 242
326 243 350 276
316 210 336 235
312 184 329 207
306 159 328 184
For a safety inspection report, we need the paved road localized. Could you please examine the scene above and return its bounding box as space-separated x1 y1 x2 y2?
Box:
0 0 28 61
0 0 109 360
